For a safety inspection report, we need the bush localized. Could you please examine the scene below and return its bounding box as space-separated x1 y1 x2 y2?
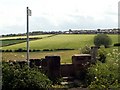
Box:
2 50 5 52
33 49 36 52
80 46 91 54
5 50 13 52
16 48 23 52
87 49 120 88
54 48 74 51
114 43 120 46
2 62 52 90
94 34 112 48
43 49 50 51
36 50 41 52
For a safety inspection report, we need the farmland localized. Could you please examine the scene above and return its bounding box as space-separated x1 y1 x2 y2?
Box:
1 39 26 47
1 34 118 50
1 34 119 63
0 34 51 40
0 34 53 47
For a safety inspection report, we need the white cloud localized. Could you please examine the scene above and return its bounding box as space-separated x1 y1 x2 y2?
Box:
0 0 119 34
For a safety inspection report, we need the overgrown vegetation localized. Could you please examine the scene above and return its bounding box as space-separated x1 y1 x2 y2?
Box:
97 48 107 63
87 48 120 89
80 45 91 54
78 45 119 88
2 62 52 90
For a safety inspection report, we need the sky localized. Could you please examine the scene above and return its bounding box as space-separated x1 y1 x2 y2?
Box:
0 0 119 35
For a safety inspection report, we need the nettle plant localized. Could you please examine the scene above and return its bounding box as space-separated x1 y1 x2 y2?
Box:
88 49 120 89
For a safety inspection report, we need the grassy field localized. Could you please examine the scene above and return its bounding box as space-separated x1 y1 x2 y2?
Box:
0 34 51 40
1 34 119 63
1 34 118 50
2 50 79 63
1 39 26 46
1 34 53 47
1 46 118 63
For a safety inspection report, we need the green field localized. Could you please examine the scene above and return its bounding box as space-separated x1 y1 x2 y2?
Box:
1 34 119 63
2 47 118 63
2 50 79 63
0 34 51 40
1 34 118 50
1 34 53 47
1 39 26 47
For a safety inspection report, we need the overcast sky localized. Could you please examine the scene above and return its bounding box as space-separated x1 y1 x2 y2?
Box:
0 0 119 35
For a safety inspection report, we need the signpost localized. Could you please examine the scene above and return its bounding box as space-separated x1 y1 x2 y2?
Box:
26 7 31 66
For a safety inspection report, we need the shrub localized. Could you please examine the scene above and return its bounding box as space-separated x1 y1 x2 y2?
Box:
87 49 120 88
114 43 120 46
2 62 52 90
55 48 74 51
94 34 112 48
4 49 12 52
22 49 27 52
17 48 23 52
9 50 13 52
2 50 5 52
97 48 107 63
33 49 36 52
80 46 91 54
14 49 30 52
5 50 9 52
43 49 50 51
36 50 41 52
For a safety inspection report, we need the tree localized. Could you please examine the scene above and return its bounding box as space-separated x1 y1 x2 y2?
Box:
94 34 112 48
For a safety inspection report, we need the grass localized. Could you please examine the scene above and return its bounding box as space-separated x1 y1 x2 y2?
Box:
0 34 51 40
2 46 119 64
2 34 94 50
2 50 79 63
2 34 118 50
1 39 26 47
1 34 53 47
1 34 119 63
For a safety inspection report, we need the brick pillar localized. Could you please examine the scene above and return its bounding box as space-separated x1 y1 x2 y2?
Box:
91 46 99 64
45 56 61 80
72 54 91 78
